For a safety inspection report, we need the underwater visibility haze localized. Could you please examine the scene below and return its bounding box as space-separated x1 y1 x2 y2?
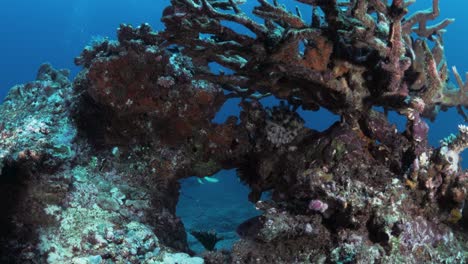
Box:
0 0 467 263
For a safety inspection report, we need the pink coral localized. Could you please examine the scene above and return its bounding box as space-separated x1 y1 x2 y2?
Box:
308 199 328 213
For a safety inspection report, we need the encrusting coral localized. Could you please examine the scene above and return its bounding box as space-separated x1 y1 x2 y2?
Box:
0 0 467 263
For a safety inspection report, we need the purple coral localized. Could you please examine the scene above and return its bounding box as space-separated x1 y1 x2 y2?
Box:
411 113 429 142
308 199 328 213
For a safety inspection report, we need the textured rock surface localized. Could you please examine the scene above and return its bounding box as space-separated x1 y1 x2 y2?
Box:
0 64 203 263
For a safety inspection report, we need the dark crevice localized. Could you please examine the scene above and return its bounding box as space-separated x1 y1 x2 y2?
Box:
0 161 32 263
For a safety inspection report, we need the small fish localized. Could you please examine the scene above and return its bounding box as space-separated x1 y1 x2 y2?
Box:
196 176 220 184
203 176 219 183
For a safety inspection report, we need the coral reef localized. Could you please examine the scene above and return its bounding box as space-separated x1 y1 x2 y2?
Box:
0 0 467 263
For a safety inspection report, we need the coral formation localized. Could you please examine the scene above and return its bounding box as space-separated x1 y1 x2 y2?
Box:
0 0 467 263
190 230 223 251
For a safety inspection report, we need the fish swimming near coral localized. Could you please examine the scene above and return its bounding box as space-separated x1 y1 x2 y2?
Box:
196 176 219 184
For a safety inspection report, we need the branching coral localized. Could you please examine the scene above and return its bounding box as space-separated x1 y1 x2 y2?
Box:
162 0 465 121
157 0 468 261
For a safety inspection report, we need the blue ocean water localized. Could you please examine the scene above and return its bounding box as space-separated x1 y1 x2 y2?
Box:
177 169 259 252
0 0 467 252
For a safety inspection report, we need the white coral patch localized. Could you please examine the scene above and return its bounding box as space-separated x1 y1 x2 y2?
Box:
418 152 429 167
458 124 468 134
439 146 459 173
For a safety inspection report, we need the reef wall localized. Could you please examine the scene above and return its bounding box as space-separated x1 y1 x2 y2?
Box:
0 0 467 263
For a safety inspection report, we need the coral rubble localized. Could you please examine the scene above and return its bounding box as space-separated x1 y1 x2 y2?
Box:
0 0 467 263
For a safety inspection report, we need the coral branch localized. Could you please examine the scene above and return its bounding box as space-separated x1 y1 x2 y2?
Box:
254 0 307 29
403 0 454 37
